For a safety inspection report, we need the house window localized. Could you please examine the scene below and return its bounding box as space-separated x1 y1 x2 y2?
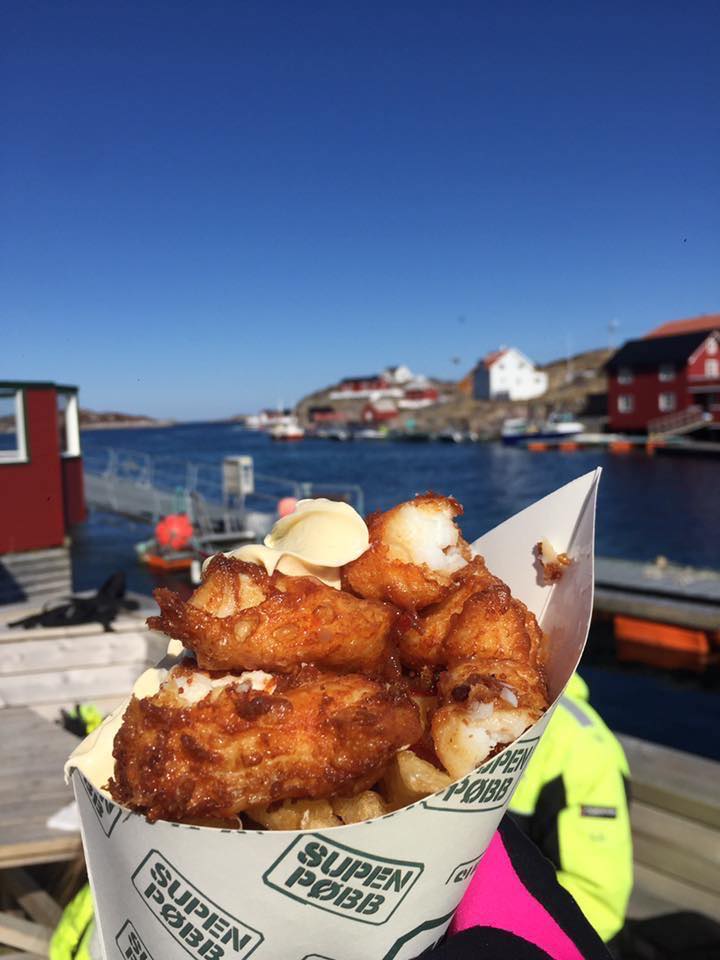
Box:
617 367 633 385
658 392 676 412
617 394 634 413
57 390 81 457
658 364 675 382
706 358 719 378
0 388 28 463
707 338 718 355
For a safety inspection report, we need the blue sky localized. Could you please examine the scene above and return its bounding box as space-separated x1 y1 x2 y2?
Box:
2 1 719 419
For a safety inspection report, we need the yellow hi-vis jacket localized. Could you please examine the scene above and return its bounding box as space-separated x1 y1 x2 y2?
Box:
509 673 633 942
49 884 97 960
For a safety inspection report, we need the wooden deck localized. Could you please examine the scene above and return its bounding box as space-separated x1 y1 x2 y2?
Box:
0 708 81 871
621 735 720 920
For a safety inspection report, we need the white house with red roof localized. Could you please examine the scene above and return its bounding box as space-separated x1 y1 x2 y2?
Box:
473 348 548 401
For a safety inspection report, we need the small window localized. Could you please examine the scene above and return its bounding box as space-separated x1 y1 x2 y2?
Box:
706 358 719 378
618 367 633 385
57 390 81 456
618 394 634 413
659 364 675 382
707 338 718 356
0 388 28 463
658 392 677 412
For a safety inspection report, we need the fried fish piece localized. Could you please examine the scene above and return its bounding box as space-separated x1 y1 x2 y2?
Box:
431 659 548 779
148 554 398 675
397 556 501 668
342 494 471 610
395 556 548 775
108 665 422 823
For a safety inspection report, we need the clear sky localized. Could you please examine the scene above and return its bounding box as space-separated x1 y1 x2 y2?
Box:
2 1 719 419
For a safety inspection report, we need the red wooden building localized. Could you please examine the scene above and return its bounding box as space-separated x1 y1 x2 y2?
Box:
606 321 720 434
0 380 86 601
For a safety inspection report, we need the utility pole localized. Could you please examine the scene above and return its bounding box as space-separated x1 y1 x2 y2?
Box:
608 318 620 350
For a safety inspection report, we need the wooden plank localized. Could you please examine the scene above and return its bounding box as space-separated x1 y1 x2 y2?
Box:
2 868 63 927
594 587 720 630
632 862 720 920
0 836 82 870
0 632 151 675
626 882 677 920
634 833 720 894
595 556 720 604
631 801 720 864
0 617 152 643
0 663 150 706
620 734 720 828
0 953 48 959
0 795 76 830
0 911 52 954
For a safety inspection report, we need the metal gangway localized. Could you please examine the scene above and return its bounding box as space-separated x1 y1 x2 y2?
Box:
82 447 364 542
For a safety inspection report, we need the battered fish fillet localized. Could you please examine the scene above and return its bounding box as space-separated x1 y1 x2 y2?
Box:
396 558 548 775
342 494 471 610
148 554 398 675
432 659 547 779
108 664 422 823
397 556 502 668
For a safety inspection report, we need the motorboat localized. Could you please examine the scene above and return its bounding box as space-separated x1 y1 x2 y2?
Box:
501 413 585 446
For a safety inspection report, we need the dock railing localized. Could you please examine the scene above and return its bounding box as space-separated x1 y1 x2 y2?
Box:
82 447 364 533
648 405 711 440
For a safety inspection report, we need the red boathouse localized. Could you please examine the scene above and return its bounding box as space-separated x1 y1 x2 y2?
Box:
0 380 86 602
606 316 720 434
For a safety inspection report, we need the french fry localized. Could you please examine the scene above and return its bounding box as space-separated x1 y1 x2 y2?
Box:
380 750 452 811
247 798 341 830
332 791 387 825
181 815 243 828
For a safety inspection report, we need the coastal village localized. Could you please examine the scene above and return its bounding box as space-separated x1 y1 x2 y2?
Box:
245 311 720 445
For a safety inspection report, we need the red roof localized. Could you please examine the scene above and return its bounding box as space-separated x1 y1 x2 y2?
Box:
483 349 508 368
645 313 720 339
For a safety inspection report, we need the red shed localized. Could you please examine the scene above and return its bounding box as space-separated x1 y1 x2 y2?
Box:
0 381 86 601
606 328 720 434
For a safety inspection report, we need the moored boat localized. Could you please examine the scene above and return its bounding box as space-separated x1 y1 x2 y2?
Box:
501 413 585 446
269 420 305 441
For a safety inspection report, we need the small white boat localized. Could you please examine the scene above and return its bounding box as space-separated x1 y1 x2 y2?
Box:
269 420 305 441
354 427 387 440
501 413 585 446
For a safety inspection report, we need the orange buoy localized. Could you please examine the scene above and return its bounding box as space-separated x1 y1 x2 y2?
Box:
559 441 579 452
527 442 548 452
610 440 633 454
155 513 193 550
277 496 298 517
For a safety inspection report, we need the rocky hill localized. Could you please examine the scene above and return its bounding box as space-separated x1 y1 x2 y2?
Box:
295 348 611 437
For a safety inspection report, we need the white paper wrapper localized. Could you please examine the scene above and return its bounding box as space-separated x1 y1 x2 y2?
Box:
72 470 600 960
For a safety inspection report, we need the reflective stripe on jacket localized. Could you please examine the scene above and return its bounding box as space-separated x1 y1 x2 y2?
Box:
509 673 633 942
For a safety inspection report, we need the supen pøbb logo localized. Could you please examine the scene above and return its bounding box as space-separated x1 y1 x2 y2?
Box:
423 737 539 812
263 835 424 925
132 850 263 960
116 919 154 959
80 774 122 837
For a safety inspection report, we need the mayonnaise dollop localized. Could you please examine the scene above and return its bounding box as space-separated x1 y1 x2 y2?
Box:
204 498 369 589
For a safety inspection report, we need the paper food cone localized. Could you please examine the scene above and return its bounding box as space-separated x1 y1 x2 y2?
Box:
72 470 600 960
